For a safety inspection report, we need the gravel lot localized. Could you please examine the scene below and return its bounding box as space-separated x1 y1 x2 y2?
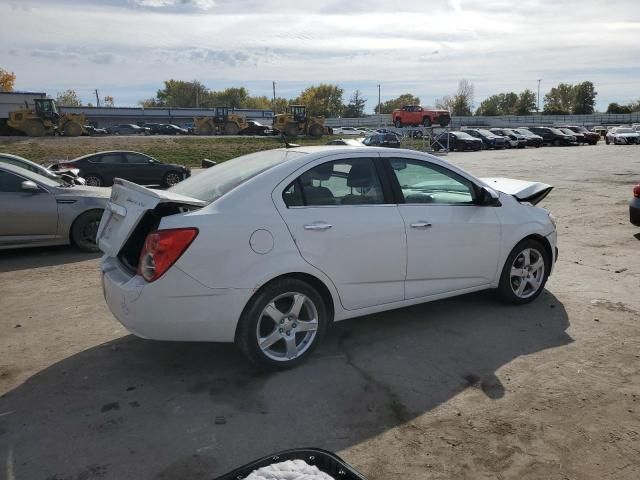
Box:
1 142 639 480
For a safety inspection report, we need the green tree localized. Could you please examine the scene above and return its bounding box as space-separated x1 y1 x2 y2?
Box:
543 83 575 114
294 83 344 117
153 80 208 107
436 79 475 116
606 102 632 114
475 95 502 116
103 95 115 107
572 81 597 114
55 89 82 107
343 90 367 118
629 100 640 112
378 93 421 114
516 89 537 115
476 90 537 116
0 68 16 92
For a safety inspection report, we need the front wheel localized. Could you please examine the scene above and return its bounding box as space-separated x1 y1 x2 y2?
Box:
394 119 402 128
162 171 182 187
83 174 103 187
71 209 104 252
497 239 549 305
422 117 432 127
236 278 329 369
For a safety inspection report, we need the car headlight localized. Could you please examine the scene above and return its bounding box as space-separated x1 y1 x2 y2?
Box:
548 212 557 229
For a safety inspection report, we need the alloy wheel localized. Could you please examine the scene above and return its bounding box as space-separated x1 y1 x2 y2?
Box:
85 175 101 187
510 248 545 299
165 172 181 186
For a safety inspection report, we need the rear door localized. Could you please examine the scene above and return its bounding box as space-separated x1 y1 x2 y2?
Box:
381 154 501 299
274 155 407 310
0 170 58 243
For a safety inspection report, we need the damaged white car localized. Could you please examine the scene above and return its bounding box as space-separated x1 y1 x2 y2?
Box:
98 147 557 368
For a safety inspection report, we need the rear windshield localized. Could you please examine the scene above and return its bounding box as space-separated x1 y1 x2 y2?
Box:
169 149 302 204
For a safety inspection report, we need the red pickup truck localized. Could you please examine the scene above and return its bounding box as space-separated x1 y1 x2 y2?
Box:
392 105 451 127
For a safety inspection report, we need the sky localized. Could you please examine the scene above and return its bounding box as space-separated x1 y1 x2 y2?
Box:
1 0 639 112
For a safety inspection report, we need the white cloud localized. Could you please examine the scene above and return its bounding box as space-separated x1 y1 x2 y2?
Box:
1 0 639 110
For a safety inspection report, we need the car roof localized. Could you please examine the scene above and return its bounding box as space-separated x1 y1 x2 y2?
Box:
72 150 154 161
0 161 59 182
0 152 33 163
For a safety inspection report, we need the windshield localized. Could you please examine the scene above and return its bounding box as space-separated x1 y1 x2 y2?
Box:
616 128 634 133
454 132 475 140
515 129 532 136
550 128 565 135
169 149 303 204
477 129 495 137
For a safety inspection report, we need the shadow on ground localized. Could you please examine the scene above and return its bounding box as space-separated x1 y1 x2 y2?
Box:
0 291 571 480
0 245 100 273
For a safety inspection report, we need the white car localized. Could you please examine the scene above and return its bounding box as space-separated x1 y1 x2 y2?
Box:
98 147 557 369
332 126 367 136
606 127 640 145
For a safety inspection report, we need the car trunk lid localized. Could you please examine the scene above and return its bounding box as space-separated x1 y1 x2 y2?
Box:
481 177 553 205
97 178 205 258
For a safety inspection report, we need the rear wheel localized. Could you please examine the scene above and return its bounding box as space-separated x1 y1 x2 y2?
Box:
224 122 240 135
198 123 213 136
422 117 432 127
236 278 328 369
553 139 561 146
71 209 104 252
24 120 45 137
63 122 83 137
394 119 402 128
308 123 324 138
83 174 103 187
284 123 299 137
162 171 182 188
497 239 549 305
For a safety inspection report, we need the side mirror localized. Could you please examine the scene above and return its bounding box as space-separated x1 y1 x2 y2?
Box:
21 180 40 192
479 186 500 206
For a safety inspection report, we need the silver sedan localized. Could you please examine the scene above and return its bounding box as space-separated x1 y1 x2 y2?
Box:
0 163 109 251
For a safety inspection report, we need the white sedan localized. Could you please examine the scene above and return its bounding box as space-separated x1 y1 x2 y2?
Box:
606 127 640 145
332 126 367 136
98 147 557 369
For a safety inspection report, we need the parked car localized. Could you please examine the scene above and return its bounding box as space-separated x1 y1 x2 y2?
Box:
461 128 506 149
362 133 401 148
392 105 451 127
433 131 483 151
110 124 151 135
0 163 107 251
0 153 85 185
98 146 557 368
50 151 190 187
240 121 275 136
326 139 364 146
158 124 189 135
141 123 163 134
332 127 367 136
606 127 640 145
561 126 599 145
527 127 576 146
83 125 108 136
592 126 608 137
630 183 640 226
512 128 543 148
490 128 527 149
558 128 584 144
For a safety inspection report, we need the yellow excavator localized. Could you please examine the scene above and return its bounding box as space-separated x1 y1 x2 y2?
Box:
7 98 85 137
194 107 248 135
273 105 325 138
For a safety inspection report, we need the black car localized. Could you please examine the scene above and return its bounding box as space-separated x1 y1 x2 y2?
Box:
110 124 151 135
240 121 274 136
562 126 599 145
512 128 544 148
461 128 506 149
362 133 401 148
490 128 527 148
141 123 163 134
433 131 483 151
527 127 576 146
157 124 188 135
631 183 640 226
51 151 190 187
83 125 108 136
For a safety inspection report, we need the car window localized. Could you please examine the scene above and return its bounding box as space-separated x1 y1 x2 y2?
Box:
0 170 25 192
389 159 475 205
284 158 384 207
100 154 126 164
125 153 150 164
1 157 37 173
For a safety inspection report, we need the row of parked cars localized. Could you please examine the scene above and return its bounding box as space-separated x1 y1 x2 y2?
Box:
83 120 277 137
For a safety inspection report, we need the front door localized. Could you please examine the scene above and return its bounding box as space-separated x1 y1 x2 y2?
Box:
275 156 406 310
383 155 501 299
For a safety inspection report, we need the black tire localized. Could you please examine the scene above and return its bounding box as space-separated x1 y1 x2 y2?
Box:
394 119 402 128
25 120 45 137
236 278 329 370
71 209 104 252
63 122 83 137
496 238 550 305
308 123 324 138
553 139 561 146
422 117 432 127
224 122 240 135
284 123 299 137
83 173 103 187
162 170 182 188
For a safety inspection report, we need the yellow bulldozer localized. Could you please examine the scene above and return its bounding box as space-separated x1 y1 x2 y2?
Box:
273 105 325 138
7 98 85 137
194 107 248 135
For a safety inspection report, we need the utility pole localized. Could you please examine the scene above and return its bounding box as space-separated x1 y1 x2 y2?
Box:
95 89 100 107
377 84 381 127
272 81 277 114
537 79 542 113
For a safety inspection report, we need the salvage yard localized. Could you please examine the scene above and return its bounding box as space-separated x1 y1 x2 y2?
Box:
1 141 639 479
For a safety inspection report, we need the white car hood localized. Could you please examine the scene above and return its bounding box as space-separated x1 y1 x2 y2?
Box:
481 177 553 205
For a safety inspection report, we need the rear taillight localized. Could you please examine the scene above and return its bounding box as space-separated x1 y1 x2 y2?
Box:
634 184 640 198
138 228 198 282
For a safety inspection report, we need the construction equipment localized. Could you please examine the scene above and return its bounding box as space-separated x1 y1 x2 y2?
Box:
273 105 325 138
7 98 85 137
194 107 248 135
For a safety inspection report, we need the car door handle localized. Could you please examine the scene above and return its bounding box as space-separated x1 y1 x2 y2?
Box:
304 222 333 231
410 221 432 229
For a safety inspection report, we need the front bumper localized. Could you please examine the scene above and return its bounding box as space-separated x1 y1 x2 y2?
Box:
101 256 252 342
630 197 640 226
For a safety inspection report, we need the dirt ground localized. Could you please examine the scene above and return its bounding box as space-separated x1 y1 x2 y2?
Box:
1 142 639 480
